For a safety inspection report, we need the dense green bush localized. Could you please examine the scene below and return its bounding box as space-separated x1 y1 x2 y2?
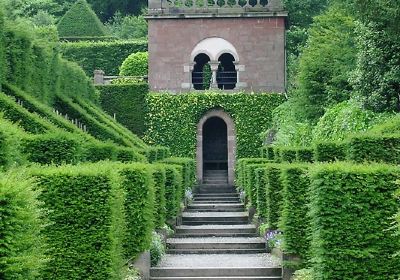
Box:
296 148 314 162
119 51 148 76
260 146 275 160
313 141 347 162
82 141 117 162
116 146 146 163
57 0 108 39
236 158 270 190
97 83 148 135
0 8 4 89
264 165 284 230
347 133 400 164
279 165 310 261
160 157 195 192
151 165 167 229
145 92 284 158
164 165 183 221
60 39 147 75
33 165 127 280
245 163 270 207
254 167 268 219
118 164 154 259
279 147 297 163
0 172 47 280
147 146 171 163
309 163 400 279
370 114 400 134
22 132 82 165
0 117 27 168
0 91 54 134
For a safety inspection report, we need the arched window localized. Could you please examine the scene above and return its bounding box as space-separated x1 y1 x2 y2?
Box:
192 53 211 90
217 53 237 90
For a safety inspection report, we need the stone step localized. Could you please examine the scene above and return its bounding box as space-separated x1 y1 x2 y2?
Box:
151 268 280 277
195 193 239 198
182 212 248 223
191 200 242 205
204 179 229 184
150 277 281 280
197 189 237 194
203 176 229 180
174 232 257 238
186 204 245 212
167 248 267 254
176 224 256 233
193 197 240 202
167 237 265 249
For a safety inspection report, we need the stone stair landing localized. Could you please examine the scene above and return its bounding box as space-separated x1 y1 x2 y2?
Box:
150 170 282 280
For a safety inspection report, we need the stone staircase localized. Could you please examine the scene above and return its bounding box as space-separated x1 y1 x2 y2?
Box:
150 170 282 280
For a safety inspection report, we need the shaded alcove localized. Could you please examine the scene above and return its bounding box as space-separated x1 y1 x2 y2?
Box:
192 53 211 90
217 53 237 90
202 117 228 171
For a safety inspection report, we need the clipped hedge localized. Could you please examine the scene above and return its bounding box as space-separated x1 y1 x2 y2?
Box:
309 163 400 279
236 158 270 189
347 133 400 164
0 117 26 168
280 147 297 163
33 165 127 280
279 165 310 261
0 172 47 280
119 51 148 76
314 141 347 162
0 8 4 89
147 146 171 163
145 92 284 159
60 40 147 76
164 165 183 221
245 163 270 207
260 145 275 160
22 132 82 165
263 165 284 230
57 0 108 39
82 141 117 162
151 165 167 229
255 167 268 219
160 157 195 192
116 147 146 163
296 148 314 163
97 83 149 135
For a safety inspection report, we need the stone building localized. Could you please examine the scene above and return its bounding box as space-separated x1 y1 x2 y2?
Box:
147 0 287 185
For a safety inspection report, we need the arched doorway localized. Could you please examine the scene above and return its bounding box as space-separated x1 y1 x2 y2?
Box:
217 53 237 90
197 110 236 186
192 53 211 90
203 117 228 171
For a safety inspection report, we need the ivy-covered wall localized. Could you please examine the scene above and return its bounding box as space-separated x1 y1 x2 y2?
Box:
145 92 284 158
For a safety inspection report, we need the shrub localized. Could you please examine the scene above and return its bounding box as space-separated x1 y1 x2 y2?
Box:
347 133 400 164
245 163 270 207
296 148 314 162
309 163 400 279
150 232 165 266
279 165 310 261
272 146 282 163
264 165 284 230
255 167 268 219
116 147 146 163
0 117 27 168
119 51 148 77
32 164 127 280
151 165 167 229
292 268 314 280
160 157 195 192
97 83 149 136
146 146 171 163
57 0 108 39
0 172 47 280
313 141 347 162
236 158 270 190
117 163 155 259
260 145 275 160
164 165 183 221
369 114 400 134
22 132 82 165
145 92 284 158
279 147 297 163
82 141 117 162
60 40 147 76
0 8 4 89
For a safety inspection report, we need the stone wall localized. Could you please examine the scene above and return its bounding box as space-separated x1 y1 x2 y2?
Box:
148 16 286 93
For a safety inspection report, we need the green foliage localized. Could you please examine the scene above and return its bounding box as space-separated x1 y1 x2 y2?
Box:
57 0 108 39
150 231 165 266
370 114 400 134
255 168 268 219
236 158 270 191
351 23 400 113
245 163 270 207
60 39 147 76
0 117 27 168
164 165 183 221
97 83 148 136
312 100 389 142
264 165 284 230
146 146 171 163
145 92 284 158
0 8 4 89
33 164 127 280
296 148 314 163
202 63 212 90
83 140 117 162
105 12 147 40
309 163 400 279
116 147 145 162
118 164 154 259
279 165 310 261
22 132 82 165
119 51 148 76
151 165 167 228
159 157 195 192
313 141 347 162
347 134 400 164
294 5 357 122
260 146 275 161
292 268 314 280
0 172 47 280
279 147 297 163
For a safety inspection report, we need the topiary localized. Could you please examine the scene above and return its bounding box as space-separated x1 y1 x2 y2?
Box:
119 52 148 77
57 0 108 39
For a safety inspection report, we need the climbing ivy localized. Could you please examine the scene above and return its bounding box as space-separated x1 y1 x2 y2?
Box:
145 92 284 159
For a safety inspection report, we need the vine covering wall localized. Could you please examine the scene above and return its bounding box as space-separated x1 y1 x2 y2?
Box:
145 92 284 158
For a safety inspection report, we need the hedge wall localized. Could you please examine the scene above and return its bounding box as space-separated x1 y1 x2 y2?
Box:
0 8 4 89
0 172 46 280
279 165 310 262
255 168 268 219
0 117 27 168
263 165 284 230
60 40 147 76
314 141 347 162
97 83 148 136
309 163 400 280
236 158 270 190
160 157 196 192
57 0 108 39
151 165 167 229
3 23 97 105
145 92 284 159
164 165 183 221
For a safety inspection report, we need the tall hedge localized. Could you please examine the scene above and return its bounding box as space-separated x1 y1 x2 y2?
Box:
309 163 400 280
264 165 284 230
151 165 167 229
145 92 284 158
0 117 27 168
0 172 47 280
314 141 347 162
160 157 195 192
255 168 268 219
33 165 127 280
0 7 4 89
57 0 108 39
164 165 183 221
236 158 270 191
97 83 148 136
279 165 310 262
60 40 147 76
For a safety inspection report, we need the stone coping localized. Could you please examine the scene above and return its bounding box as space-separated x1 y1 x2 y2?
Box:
146 11 288 19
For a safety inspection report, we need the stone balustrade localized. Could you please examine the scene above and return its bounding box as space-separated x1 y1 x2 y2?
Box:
148 0 284 15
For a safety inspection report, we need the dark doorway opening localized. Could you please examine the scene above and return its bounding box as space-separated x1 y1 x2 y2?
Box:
203 117 228 171
192 53 211 90
217 53 237 90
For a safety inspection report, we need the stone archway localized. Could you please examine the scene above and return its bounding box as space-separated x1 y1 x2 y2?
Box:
197 109 236 186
